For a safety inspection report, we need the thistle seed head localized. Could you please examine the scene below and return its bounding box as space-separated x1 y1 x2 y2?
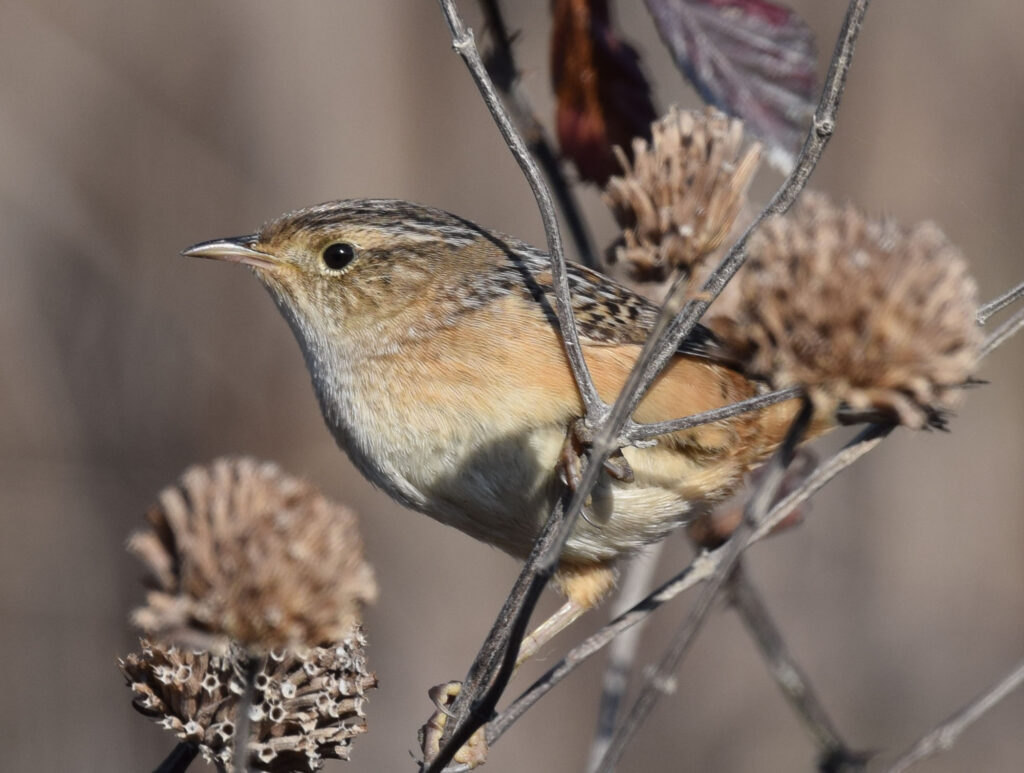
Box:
604 106 762 283
130 457 377 652
724 193 981 428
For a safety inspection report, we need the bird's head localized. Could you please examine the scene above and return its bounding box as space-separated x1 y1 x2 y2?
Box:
183 199 496 352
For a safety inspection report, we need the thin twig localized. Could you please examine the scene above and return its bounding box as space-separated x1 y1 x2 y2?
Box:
586 544 665 772
729 565 863 769
593 398 815 772
422 496 572 773
885 658 1024 773
977 278 1024 323
476 0 600 269
486 421 890 745
438 0 602 415
625 386 803 443
980 306 1024 358
153 742 198 773
233 655 260 773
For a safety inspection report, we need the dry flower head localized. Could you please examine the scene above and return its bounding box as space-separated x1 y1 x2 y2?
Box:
725 193 981 428
121 634 376 771
130 457 377 651
604 106 762 283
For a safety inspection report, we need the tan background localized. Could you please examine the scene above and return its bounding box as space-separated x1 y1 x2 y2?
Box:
1 2 1022 771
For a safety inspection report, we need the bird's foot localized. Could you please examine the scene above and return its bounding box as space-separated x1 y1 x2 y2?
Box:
418 681 488 769
560 418 636 487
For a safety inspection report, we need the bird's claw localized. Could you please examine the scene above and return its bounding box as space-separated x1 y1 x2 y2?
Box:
563 418 636 485
418 681 488 769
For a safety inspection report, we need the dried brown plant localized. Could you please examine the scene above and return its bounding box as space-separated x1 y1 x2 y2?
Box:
121 635 376 771
603 106 762 283
129 457 378 652
722 192 982 429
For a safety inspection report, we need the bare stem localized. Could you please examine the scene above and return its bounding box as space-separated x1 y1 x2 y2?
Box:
729 565 864 769
421 496 571 773
592 398 815 772
476 0 600 270
232 655 260 773
885 658 1024 773
980 306 1024 358
586 544 665 772
153 742 198 773
625 386 803 443
977 278 1024 323
438 0 602 415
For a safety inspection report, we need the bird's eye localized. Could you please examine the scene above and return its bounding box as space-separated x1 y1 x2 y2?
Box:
321 242 356 271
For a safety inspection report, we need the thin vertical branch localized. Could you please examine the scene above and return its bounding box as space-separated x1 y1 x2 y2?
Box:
729 566 864 770
438 0 602 415
421 495 573 773
233 654 261 773
593 397 815 772
586 544 665 772
476 0 600 269
153 742 198 773
885 658 1024 773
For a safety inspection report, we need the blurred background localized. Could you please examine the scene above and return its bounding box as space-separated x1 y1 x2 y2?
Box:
1 1 1022 770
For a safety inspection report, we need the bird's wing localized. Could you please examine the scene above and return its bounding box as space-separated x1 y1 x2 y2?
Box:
493 235 734 367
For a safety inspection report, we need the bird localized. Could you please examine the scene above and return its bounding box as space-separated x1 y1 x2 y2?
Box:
183 198 821 657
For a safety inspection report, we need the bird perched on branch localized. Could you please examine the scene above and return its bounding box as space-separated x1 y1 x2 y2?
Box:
184 199 819 650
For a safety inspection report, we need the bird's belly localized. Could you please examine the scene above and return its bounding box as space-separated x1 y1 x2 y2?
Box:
340 405 717 564
318 365 740 566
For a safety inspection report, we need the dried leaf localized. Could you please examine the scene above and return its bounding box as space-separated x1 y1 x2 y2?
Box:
643 0 818 172
551 0 658 185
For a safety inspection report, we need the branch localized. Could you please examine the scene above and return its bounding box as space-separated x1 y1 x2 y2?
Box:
980 306 1024 358
729 566 865 770
625 386 802 443
486 421 890 745
438 0 602 415
586 544 665 772
885 658 1024 773
476 0 601 270
977 278 1024 323
153 743 198 773
592 397 815 772
421 495 571 773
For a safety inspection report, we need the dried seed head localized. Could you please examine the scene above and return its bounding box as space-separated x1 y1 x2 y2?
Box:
724 193 982 428
604 106 762 283
130 458 377 651
121 634 376 771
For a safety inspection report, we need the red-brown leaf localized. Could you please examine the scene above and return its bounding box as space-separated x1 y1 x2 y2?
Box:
551 0 658 185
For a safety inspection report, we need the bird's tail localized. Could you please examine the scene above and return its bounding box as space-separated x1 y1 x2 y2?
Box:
753 393 838 464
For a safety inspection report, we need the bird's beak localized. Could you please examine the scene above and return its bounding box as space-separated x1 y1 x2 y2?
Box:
181 235 280 270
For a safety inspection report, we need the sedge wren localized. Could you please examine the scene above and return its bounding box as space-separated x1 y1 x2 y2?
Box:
184 199 814 632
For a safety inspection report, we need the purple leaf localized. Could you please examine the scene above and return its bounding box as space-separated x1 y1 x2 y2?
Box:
644 0 818 172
